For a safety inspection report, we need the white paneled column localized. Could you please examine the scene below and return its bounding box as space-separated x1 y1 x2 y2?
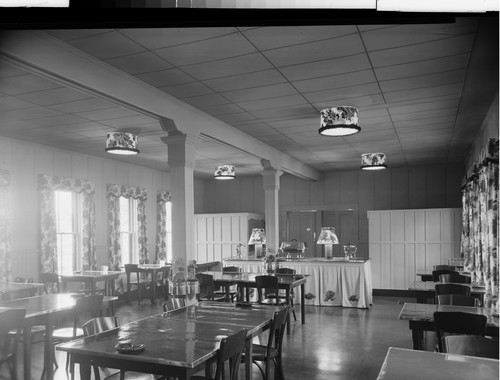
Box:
261 168 282 254
162 132 199 263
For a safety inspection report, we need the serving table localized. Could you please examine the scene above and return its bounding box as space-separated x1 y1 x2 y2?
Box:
376 347 498 380
59 270 122 295
398 302 499 350
0 293 117 380
57 301 282 380
223 257 373 308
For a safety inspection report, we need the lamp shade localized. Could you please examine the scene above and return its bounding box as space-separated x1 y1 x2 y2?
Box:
316 227 339 245
105 132 139 155
248 228 266 245
214 165 235 180
319 106 360 136
361 153 387 170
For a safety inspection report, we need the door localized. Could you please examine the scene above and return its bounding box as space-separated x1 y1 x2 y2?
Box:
287 211 318 257
322 210 353 257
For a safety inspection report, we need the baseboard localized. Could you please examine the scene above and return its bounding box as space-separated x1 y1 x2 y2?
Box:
373 289 414 298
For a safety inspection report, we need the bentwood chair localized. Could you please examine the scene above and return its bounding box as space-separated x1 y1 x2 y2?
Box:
434 265 456 271
125 264 152 305
0 308 26 380
214 266 241 302
444 335 499 359
439 273 471 284
271 268 297 321
191 328 247 380
41 272 61 294
436 294 478 307
434 283 471 296
241 307 289 380
196 273 225 302
433 311 487 352
431 269 458 282
82 317 160 380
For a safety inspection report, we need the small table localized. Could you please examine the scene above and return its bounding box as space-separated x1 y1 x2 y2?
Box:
398 302 499 350
57 301 281 380
408 280 485 304
137 264 170 303
0 293 117 380
376 347 499 380
59 270 122 295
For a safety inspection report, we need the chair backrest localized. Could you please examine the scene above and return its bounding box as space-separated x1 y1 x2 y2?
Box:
435 283 471 296
163 297 186 312
444 335 499 359
196 273 216 300
222 266 241 274
70 295 104 336
439 273 471 284
434 265 456 271
0 308 26 369
255 275 280 304
41 272 60 294
82 316 119 336
213 328 247 380
265 307 289 359
432 269 458 281
436 294 478 307
433 311 487 352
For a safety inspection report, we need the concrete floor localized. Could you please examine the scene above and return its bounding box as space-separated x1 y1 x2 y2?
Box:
4 296 418 380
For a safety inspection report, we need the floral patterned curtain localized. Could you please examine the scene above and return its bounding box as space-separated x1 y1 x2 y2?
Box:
106 184 148 272
155 191 171 261
461 138 499 308
39 175 96 273
0 170 10 283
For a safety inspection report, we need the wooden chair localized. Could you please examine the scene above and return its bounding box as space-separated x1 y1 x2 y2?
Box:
214 267 241 302
41 272 61 294
434 265 456 271
241 307 289 380
191 328 247 380
444 335 499 359
432 269 458 282
436 294 478 307
254 276 286 306
125 264 152 304
439 273 471 284
82 317 160 380
434 283 471 296
153 260 170 300
47 294 104 379
433 311 487 352
0 308 26 380
196 273 225 302
269 268 297 321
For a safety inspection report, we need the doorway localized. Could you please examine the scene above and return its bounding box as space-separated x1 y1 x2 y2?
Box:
286 211 318 257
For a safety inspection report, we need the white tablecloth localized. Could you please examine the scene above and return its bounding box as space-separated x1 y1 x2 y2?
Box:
222 258 373 308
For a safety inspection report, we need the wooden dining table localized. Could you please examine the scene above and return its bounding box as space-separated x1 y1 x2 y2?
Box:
59 270 122 295
0 281 44 300
57 301 282 380
398 302 499 350
408 280 486 304
202 270 308 334
0 292 117 380
376 347 499 380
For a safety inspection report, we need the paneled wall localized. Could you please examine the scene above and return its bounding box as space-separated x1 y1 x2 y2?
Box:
0 136 170 281
368 208 462 289
197 165 464 258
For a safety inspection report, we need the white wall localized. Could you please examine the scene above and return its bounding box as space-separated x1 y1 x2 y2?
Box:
0 136 171 282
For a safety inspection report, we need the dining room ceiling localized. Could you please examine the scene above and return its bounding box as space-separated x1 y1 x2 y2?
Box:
0 13 498 179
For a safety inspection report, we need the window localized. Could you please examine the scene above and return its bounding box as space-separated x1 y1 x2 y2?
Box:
165 200 172 263
119 196 138 265
55 190 82 272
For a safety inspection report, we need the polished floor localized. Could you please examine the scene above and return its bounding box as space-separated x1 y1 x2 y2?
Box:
5 296 418 380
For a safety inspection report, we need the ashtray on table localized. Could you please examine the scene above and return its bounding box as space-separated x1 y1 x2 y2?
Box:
115 342 145 354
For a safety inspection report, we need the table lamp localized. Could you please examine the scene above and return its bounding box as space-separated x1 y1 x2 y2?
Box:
248 228 266 258
316 227 339 259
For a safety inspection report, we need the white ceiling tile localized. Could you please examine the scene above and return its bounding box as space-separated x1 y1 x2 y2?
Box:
221 83 298 102
45 29 114 41
155 33 258 66
237 94 309 112
294 69 377 93
103 52 173 75
182 93 231 108
48 98 116 113
161 82 214 99
0 96 37 111
198 103 245 116
16 87 91 106
217 112 258 124
384 83 463 103
243 25 358 50
0 74 61 95
30 114 90 126
135 68 196 87
0 106 62 120
98 115 158 128
264 34 366 67
305 82 381 103
204 69 286 92
380 69 466 93
75 107 139 121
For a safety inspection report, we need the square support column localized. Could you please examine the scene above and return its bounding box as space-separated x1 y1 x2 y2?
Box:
261 168 282 254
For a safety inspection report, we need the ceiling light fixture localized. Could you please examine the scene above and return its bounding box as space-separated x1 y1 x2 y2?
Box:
105 132 140 155
319 106 361 137
214 165 236 180
361 153 387 170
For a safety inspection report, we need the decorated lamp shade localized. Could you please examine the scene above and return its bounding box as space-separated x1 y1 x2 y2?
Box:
105 132 139 155
316 227 339 245
248 228 266 245
319 106 361 136
361 153 387 170
214 165 236 180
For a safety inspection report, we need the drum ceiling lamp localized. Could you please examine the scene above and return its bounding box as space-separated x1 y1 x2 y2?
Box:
316 227 339 259
214 165 236 180
105 132 140 155
319 106 360 137
361 153 387 170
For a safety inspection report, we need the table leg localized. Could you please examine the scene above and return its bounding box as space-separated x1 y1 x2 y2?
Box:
285 288 291 335
409 322 423 350
45 315 54 380
245 336 253 380
78 356 92 380
151 271 156 303
23 322 32 380
301 284 305 325
224 285 230 302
